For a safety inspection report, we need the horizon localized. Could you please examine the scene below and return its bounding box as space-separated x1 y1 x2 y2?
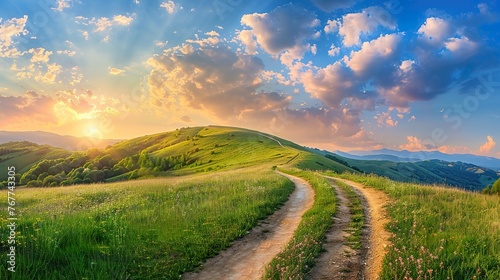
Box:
3 127 500 161
1 0 500 157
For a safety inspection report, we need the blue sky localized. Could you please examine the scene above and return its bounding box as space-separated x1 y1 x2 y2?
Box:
1 0 499 157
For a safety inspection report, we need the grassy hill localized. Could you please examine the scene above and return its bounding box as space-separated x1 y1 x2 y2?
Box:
1 126 354 188
1 126 498 279
0 141 71 181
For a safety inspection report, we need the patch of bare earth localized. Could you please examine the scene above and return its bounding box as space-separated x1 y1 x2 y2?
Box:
334 178 391 280
182 171 315 280
307 179 369 280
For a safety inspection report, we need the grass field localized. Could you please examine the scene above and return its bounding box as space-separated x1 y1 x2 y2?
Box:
329 172 500 280
0 167 294 279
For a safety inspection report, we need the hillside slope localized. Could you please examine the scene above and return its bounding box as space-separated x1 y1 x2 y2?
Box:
1 126 354 187
324 153 498 191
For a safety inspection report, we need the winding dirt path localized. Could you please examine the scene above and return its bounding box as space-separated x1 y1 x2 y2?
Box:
182 171 315 280
307 181 367 280
332 177 391 280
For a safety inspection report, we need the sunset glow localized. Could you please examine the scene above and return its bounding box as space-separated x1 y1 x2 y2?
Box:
1 0 499 156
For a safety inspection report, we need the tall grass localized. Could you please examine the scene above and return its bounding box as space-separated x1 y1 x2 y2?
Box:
332 172 500 280
264 169 337 279
0 168 294 279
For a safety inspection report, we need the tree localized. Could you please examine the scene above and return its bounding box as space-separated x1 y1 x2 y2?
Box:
492 178 500 194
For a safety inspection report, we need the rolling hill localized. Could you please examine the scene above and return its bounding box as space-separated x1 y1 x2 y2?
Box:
0 126 355 188
1 126 497 191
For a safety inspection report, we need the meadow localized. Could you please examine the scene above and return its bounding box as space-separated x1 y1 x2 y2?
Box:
328 171 500 280
0 167 294 279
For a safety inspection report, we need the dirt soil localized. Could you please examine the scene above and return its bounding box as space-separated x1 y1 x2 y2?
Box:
182 171 315 280
334 178 391 280
307 180 368 280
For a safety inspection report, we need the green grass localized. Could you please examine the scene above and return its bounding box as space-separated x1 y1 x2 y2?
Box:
334 179 365 250
264 169 337 279
0 167 294 279
330 172 500 280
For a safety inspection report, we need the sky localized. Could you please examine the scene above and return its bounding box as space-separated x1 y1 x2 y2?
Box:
0 0 499 157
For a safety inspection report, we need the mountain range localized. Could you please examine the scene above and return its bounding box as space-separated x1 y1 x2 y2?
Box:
0 131 120 151
335 149 500 171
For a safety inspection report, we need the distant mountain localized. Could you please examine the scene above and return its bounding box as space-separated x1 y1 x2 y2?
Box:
323 152 499 191
0 131 121 151
338 149 500 171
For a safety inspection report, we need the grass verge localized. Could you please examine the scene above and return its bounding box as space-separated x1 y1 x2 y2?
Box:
329 172 500 280
264 169 337 279
0 168 294 279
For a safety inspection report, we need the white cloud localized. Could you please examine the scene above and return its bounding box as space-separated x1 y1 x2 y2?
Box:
205 30 220 37
339 6 397 46
109 67 126 75
113 15 134 26
29 47 52 63
345 33 402 74
324 19 339 34
311 44 317 55
57 50 77 57
445 36 478 56
479 135 496 154
52 0 71 12
0 16 28 58
81 30 89 40
399 60 414 72
328 44 340 56
238 30 258 55
400 136 436 151
160 1 177 14
417 17 452 44
240 4 319 56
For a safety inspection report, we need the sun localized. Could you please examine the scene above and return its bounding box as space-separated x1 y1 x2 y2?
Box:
85 125 100 138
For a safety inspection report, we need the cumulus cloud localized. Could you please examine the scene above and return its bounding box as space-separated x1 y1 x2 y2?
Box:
324 19 339 34
146 37 377 147
375 111 398 127
160 1 178 14
0 16 28 58
417 17 453 44
29 47 52 63
345 33 402 75
52 0 71 12
339 6 397 46
328 44 340 56
240 4 319 57
400 136 436 151
238 30 258 55
311 0 357 12
479 135 496 154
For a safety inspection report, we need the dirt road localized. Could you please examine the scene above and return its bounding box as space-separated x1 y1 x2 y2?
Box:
332 177 391 280
182 171 315 280
307 180 369 280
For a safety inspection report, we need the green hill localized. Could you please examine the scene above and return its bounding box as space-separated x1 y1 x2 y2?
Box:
2 126 496 191
1 126 354 187
0 141 71 181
